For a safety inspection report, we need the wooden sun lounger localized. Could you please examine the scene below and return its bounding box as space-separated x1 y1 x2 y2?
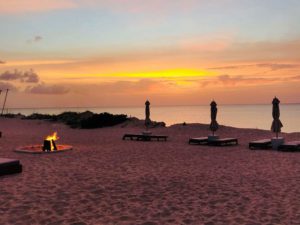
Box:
189 137 238 146
249 139 272 150
189 137 209 145
122 134 168 141
278 141 300 152
0 158 22 176
208 138 238 146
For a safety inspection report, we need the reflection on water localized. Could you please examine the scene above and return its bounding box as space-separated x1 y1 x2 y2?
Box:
7 104 300 133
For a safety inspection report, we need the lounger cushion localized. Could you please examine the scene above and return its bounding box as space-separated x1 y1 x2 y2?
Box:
0 158 20 167
278 141 300 152
189 137 208 145
249 139 272 149
0 158 22 176
208 138 238 146
123 134 167 141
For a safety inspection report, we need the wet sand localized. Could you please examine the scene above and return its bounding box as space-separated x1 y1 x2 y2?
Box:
0 118 299 225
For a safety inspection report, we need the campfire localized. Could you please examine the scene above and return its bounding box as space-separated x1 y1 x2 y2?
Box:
43 132 59 151
14 131 73 154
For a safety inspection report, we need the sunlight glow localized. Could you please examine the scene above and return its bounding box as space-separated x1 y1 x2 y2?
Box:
96 69 216 78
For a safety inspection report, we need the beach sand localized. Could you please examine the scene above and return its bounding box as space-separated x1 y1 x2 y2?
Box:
0 117 299 225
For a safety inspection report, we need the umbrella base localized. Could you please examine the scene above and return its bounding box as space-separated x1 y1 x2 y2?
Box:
208 135 219 141
142 131 152 136
271 137 284 150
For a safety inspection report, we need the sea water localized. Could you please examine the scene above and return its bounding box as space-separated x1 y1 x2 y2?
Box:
6 104 300 133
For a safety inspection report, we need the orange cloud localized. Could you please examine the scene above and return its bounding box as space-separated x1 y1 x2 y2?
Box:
80 0 199 13
26 83 69 95
0 0 76 14
0 0 204 14
179 35 233 52
208 63 300 71
199 74 300 88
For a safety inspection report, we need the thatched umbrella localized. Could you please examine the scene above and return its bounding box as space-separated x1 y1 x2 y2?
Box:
271 97 283 138
145 100 151 129
209 100 219 136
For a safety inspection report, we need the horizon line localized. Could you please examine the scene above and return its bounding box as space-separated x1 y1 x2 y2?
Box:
6 102 300 110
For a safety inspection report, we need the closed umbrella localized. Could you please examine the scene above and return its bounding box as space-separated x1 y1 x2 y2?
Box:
209 100 219 136
145 100 151 129
271 97 283 138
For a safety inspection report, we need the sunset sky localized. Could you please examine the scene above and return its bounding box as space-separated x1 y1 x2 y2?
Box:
0 0 300 108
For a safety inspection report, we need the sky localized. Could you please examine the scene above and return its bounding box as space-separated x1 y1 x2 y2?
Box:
0 0 300 108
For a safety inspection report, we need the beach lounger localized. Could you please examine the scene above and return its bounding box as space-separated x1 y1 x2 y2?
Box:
189 137 209 145
208 138 238 146
249 139 272 150
189 137 238 146
278 141 300 152
122 134 168 141
0 158 22 176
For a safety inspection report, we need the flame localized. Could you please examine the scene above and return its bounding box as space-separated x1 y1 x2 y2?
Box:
46 132 59 141
45 132 59 151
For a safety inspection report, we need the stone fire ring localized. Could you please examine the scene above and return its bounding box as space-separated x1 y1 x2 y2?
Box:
14 145 73 154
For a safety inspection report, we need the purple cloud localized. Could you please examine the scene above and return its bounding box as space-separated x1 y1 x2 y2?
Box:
200 74 300 87
27 35 43 43
0 69 39 83
0 82 17 91
257 63 300 70
208 63 300 71
27 83 69 95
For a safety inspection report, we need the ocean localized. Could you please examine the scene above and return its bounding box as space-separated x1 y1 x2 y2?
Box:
6 104 300 133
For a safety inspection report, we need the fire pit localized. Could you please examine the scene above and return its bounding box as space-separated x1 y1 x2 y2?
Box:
14 132 73 154
43 132 59 152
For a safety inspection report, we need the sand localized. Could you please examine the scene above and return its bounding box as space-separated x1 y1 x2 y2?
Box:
0 117 299 225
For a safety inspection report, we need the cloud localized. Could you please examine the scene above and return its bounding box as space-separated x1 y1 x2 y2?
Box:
78 79 161 94
287 75 300 81
27 83 69 95
0 69 69 95
208 63 300 71
0 0 204 15
221 39 300 62
0 60 5 64
179 35 233 53
200 74 300 87
59 39 300 74
0 82 17 91
102 79 157 92
208 65 252 70
0 69 39 83
0 0 190 14
0 0 76 14
257 63 300 70
34 36 43 42
27 35 43 44
217 75 273 86
89 0 199 14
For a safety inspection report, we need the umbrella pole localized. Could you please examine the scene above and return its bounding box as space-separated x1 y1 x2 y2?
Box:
1 89 8 116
